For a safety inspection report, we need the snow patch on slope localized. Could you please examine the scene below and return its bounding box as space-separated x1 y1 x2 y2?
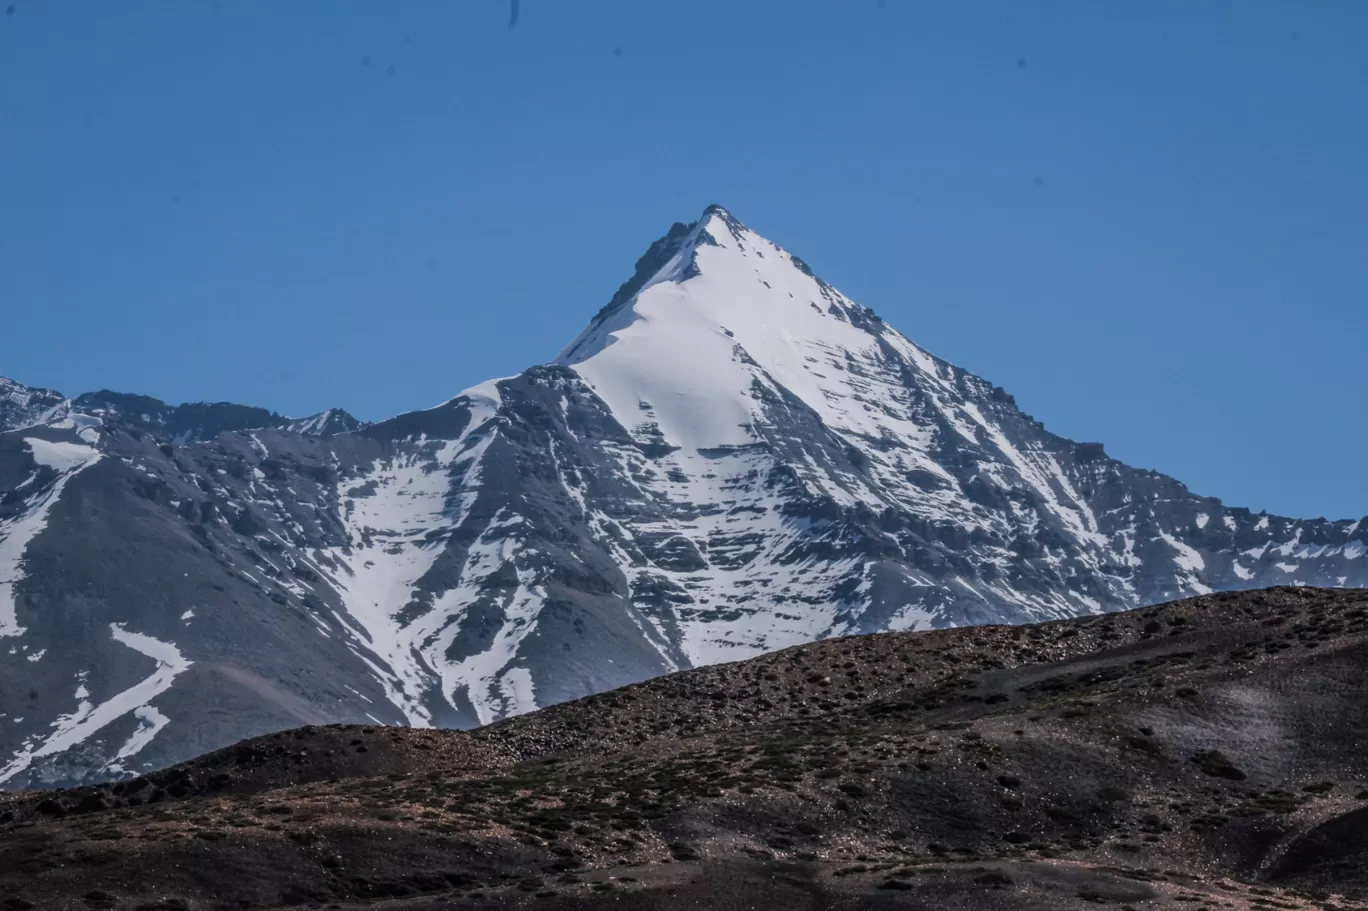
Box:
414 509 548 725
106 705 172 774
0 624 190 784
1159 532 1213 595
321 393 501 725
0 439 102 638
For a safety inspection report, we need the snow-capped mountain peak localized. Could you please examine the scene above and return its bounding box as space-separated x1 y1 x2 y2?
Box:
558 207 1074 528
2 206 1365 788
560 205 899 451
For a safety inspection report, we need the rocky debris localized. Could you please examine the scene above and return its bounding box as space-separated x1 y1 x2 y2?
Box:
3 588 1368 908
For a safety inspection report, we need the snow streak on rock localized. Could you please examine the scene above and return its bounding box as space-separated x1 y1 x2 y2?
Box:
0 439 102 637
0 624 190 784
321 392 501 724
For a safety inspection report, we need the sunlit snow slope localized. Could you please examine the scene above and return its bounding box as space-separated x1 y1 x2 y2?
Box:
2 205 1364 787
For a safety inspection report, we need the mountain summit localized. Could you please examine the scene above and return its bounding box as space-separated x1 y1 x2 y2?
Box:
1 206 1364 787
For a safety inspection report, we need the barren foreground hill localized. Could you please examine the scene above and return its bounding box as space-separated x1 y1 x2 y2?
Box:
5 586 1368 909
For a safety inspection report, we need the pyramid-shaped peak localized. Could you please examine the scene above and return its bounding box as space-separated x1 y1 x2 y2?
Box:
700 202 741 225
556 205 861 368
287 408 367 437
695 203 753 245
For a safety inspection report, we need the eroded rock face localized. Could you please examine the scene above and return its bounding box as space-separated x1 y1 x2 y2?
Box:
2 206 1365 787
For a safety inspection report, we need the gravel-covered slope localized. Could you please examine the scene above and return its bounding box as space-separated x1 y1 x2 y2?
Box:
4 587 1368 909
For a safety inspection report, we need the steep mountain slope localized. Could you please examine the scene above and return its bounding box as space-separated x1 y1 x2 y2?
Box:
0 377 67 432
5 587 1368 910
1 206 1364 788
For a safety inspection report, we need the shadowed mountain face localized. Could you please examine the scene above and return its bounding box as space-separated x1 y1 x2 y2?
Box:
2 206 1365 788
4 587 1368 909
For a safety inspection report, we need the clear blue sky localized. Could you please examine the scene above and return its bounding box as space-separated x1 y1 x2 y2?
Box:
1 1 1364 520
